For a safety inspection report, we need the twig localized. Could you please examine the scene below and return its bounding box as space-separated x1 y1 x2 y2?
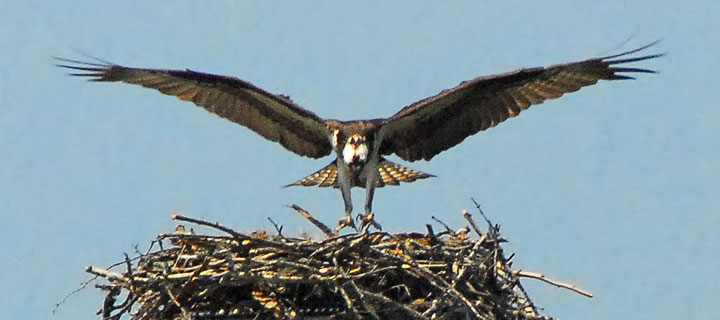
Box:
176 257 210 299
425 224 442 246
425 224 435 236
101 286 121 319
369 247 483 318
52 274 99 315
515 270 594 298
55 252 150 315
267 217 284 237
108 290 138 320
343 280 381 320
172 214 243 238
288 204 335 237
85 266 126 282
123 253 137 292
421 296 440 318
462 209 485 239
511 277 540 316
357 287 425 319
335 280 363 320
470 198 494 229
431 216 454 234
164 284 192 320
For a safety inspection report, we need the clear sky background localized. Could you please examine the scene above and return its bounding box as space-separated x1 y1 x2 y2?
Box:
1 1 717 319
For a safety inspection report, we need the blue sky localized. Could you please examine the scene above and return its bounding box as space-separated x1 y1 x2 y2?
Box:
1 1 718 319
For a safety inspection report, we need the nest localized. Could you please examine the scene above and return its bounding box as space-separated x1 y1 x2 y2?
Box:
86 204 590 320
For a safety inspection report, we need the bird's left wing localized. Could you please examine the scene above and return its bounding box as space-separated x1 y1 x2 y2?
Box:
57 59 333 159
379 42 663 162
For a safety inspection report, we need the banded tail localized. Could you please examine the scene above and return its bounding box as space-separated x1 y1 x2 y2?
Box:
285 158 434 188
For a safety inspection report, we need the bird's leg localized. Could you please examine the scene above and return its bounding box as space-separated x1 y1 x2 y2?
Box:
338 187 356 231
336 163 357 232
359 166 381 231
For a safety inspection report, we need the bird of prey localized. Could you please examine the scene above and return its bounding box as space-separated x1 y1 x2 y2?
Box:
57 42 661 230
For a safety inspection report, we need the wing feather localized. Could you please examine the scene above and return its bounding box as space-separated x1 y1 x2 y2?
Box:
380 42 663 161
57 59 332 158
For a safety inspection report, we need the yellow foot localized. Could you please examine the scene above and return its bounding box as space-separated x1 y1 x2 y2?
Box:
356 213 382 232
336 215 357 233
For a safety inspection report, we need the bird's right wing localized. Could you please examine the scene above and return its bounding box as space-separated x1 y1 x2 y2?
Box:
57 59 333 159
379 42 663 162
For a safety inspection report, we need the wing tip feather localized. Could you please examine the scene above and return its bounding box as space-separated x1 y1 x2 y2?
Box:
600 42 664 79
605 52 666 66
53 56 111 67
600 40 662 60
54 57 115 80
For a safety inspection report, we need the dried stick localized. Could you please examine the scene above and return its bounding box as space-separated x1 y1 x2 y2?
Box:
164 284 192 320
53 274 99 315
334 279 363 320
421 292 450 318
515 270 594 298
357 287 425 319
431 215 454 234
267 217 284 237
123 253 138 292
289 204 335 237
85 266 126 282
511 277 540 316
462 209 485 238
101 286 121 319
369 247 483 318
172 214 243 238
343 280 381 320
424 224 443 246
470 198 494 229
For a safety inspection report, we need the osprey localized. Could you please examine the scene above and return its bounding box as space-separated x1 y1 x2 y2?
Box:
57 43 661 230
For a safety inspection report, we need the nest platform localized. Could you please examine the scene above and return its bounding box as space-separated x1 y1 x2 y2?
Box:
85 205 589 319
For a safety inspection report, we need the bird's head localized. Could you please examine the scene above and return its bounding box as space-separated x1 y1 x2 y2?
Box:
342 134 369 165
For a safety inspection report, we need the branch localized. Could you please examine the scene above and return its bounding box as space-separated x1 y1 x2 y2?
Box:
461 209 485 239
431 215 454 234
267 217 284 237
172 214 243 238
85 266 127 283
470 198 494 229
288 204 335 237
515 270 594 298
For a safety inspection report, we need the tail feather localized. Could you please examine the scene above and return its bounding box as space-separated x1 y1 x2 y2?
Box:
285 158 434 188
284 161 338 188
376 159 435 187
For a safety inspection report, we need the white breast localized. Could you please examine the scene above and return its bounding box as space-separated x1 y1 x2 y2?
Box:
343 142 368 164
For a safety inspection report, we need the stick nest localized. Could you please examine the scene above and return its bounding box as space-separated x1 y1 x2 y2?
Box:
88 208 558 320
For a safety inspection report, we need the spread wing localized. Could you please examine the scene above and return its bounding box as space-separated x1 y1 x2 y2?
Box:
56 59 332 159
379 42 663 162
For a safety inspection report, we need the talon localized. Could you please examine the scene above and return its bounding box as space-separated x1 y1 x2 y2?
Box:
336 215 357 233
357 213 382 232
